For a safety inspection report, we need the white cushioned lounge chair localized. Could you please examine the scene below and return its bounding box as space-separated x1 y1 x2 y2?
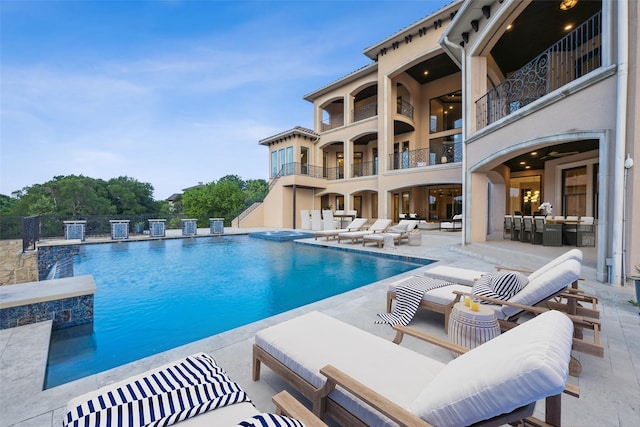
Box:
439 214 462 231
253 310 578 427
337 219 391 244
387 253 602 376
64 352 326 427
420 249 599 318
314 218 368 241
310 210 323 231
362 220 419 247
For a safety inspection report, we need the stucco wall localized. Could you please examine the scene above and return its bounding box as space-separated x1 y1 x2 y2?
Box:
0 240 38 285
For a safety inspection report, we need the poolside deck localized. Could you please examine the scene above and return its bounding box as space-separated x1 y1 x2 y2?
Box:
0 228 638 426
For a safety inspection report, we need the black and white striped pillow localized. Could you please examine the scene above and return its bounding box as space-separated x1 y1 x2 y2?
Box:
472 271 528 304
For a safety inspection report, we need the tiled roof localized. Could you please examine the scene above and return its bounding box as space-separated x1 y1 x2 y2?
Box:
258 126 320 146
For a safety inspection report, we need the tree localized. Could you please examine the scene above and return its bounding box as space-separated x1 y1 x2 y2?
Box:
244 179 269 205
0 194 18 214
106 176 156 214
182 175 252 225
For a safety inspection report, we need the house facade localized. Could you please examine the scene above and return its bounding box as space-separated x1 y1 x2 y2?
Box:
240 0 638 286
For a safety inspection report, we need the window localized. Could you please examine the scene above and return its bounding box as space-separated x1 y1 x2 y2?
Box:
271 151 278 177
428 186 462 220
285 146 294 175
354 196 362 218
402 191 410 214
300 147 309 175
509 176 541 216
353 152 363 177
429 91 462 133
372 148 378 175
335 195 344 210
563 166 587 216
278 149 285 176
323 151 328 178
371 193 378 219
336 152 344 179
429 136 459 164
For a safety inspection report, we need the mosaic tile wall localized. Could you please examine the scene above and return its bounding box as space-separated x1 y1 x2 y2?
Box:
38 245 79 280
0 294 93 330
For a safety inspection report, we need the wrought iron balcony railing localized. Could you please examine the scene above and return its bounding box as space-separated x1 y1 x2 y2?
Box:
351 160 378 178
353 101 377 122
388 143 462 170
476 11 601 129
276 162 326 179
397 99 414 120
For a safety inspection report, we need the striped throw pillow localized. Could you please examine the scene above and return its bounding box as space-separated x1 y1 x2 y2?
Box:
472 271 528 304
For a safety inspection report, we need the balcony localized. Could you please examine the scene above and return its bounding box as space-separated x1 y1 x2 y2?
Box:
388 143 461 171
277 162 325 178
351 160 378 178
397 99 414 120
353 101 377 122
321 118 344 132
476 11 601 129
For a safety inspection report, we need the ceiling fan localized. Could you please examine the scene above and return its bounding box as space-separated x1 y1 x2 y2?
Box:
539 149 580 161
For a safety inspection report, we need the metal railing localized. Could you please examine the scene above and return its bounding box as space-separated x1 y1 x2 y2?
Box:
397 99 414 120
387 145 461 170
353 102 377 122
351 160 378 178
276 162 325 179
234 201 262 226
476 11 601 129
325 166 344 180
22 216 39 252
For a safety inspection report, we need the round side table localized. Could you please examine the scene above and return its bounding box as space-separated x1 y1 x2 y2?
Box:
448 302 500 355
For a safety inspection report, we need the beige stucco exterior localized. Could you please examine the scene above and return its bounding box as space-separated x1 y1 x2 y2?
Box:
245 0 638 285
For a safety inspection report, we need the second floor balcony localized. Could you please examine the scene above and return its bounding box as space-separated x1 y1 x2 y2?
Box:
388 142 462 171
476 11 601 129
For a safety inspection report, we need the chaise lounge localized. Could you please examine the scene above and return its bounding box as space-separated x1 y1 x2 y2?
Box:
253 310 578 427
386 252 602 375
337 219 392 244
361 220 419 247
314 218 368 241
64 352 326 427
420 249 599 319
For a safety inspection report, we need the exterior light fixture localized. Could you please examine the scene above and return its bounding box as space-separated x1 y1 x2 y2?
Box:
506 24 513 30
624 154 634 169
564 24 574 31
560 0 578 11
423 70 429 75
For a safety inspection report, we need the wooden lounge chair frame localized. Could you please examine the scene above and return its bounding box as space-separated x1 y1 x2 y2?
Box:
253 322 579 427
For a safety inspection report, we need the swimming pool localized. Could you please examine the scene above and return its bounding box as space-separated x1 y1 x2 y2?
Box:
45 236 428 388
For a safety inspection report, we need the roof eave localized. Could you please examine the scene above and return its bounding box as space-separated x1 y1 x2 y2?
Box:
302 62 378 102
363 0 464 60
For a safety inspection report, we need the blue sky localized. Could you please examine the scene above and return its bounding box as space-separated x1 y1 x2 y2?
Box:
1 0 450 200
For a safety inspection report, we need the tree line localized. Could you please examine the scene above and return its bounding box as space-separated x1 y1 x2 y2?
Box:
0 174 269 226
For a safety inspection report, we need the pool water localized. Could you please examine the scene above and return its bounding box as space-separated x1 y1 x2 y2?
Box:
45 236 426 388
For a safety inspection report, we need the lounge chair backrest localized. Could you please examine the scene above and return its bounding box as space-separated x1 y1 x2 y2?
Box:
322 210 336 231
369 219 392 232
410 310 573 426
581 216 595 225
345 218 368 230
397 219 419 231
311 210 323 231
502 258 581 318
346 210 357 217
300 210 311 230
528 249 582 281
